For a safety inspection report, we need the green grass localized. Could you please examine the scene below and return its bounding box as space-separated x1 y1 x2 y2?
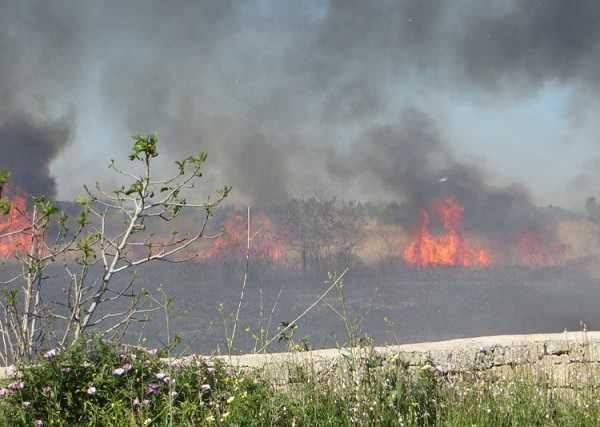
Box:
0 338 598 426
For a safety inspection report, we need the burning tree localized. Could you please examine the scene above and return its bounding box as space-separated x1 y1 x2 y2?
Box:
0 135 229 364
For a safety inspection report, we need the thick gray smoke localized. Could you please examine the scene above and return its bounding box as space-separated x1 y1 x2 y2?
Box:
0 2 78 197
0 115 70 198
327 109 541 238
2 1 600 208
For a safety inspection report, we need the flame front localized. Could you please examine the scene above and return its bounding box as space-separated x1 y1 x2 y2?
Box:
199 212 286 261
0 187 31 258
403 197 492 267
516 231 567 266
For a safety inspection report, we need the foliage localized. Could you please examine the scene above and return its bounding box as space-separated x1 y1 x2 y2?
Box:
0 336 270 426
0 340 599 426
0 133 230 364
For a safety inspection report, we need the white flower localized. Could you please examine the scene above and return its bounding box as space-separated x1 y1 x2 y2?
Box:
87 386 97 395
113 367 125 376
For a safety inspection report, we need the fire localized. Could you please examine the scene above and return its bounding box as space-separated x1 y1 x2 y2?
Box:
403 197 492 267
516 231 567 266
199 211 286 261
0 186 32 258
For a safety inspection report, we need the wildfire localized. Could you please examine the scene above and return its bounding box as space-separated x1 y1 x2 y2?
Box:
516 231 567 267
403 197 492 267
0 186 31 258
199 211 286 261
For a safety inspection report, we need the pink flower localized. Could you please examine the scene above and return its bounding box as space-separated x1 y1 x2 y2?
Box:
42 385 51 396
113 367 125 376
62 367 71 373
8 381 24 390
133 397 141 407
145 383 159 395
86 386 97 395
44 349 58 359
155 372 167 380
201 384 211 393
0 388 7 397
122 363 133 372
143 399 151 406
147 348 158 356
207 367 215 375
163 376 175 385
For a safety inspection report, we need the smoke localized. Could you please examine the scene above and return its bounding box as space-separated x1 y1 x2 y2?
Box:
0 115 70 198
327 109 541 238
0 1 79 197
2 1 600 207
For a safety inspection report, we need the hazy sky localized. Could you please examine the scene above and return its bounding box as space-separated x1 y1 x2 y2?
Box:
2 0 600 210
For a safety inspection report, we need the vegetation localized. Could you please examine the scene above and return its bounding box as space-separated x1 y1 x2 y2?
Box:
0 337 598 426
0 134 230 364
2 135 599 425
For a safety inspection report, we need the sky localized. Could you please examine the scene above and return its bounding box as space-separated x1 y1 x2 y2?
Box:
1 0 600 211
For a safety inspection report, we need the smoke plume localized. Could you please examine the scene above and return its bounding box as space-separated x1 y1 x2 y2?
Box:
2 1 600 207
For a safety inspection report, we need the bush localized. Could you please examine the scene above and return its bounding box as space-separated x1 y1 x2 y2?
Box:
0 336 270 426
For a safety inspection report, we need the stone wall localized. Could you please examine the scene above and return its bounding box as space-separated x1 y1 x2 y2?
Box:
200 331 600 387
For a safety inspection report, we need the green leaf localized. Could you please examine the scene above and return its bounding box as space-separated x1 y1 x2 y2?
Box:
0 169 10 184
129 133 159 161
0 198 10 215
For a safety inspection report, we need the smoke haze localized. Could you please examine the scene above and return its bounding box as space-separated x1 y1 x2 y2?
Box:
1 1 600 209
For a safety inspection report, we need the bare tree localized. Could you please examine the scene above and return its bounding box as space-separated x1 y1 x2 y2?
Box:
286 196 366 273
0 135 229 364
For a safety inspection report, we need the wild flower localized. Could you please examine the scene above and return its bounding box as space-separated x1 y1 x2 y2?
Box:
22 401 31 407
113 367 125 376
147 348 158 356
87 386 97 395
207 367 215 375
122 363 133 372
143 399 151 406
163 376 175 385
62 367 71 373
170 391 178 398
41 385 51 396
43 349 58 359
0 388 7 397
133 397 141 407
34 420 43 427
145 383 159 395
155 372 167 380
201 384 211 393
8 381 24 390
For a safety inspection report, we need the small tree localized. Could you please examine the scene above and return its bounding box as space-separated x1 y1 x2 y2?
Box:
0 134 230 364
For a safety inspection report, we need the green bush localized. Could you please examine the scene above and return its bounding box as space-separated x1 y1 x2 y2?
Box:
0 336 271 426
1 338 599 426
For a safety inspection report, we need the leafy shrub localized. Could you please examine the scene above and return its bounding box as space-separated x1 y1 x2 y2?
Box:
0 336 270 426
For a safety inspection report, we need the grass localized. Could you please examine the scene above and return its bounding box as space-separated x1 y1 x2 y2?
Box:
0 337 598 426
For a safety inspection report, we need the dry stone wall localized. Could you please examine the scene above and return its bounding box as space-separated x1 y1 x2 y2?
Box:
200 332 600 388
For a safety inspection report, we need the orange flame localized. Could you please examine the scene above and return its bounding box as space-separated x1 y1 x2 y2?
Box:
0 186 32 258
199 211 286 261
516 231 567 266
403 197 492 267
